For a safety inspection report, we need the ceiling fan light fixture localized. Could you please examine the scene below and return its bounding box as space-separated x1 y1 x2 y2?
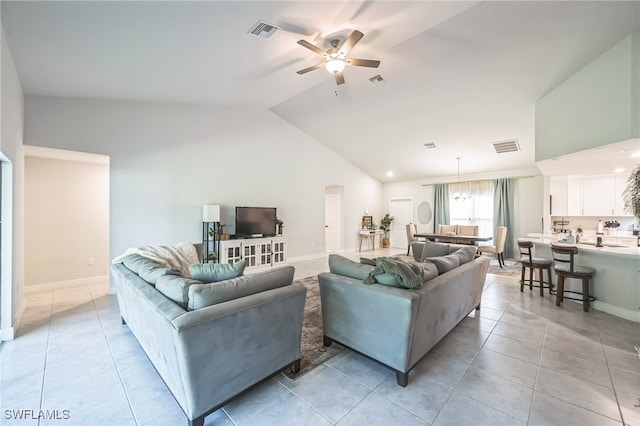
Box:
325 58 346 74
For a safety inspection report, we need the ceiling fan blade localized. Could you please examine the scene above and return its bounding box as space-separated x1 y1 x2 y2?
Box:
296 63 325 75
340 30 364 55
335 71 345 85
297 39 326 56
346 58 380 68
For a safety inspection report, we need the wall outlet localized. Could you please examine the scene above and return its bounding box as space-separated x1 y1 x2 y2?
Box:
88 258 95 266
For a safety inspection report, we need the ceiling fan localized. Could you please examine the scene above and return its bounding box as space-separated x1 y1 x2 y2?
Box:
296 30 380 85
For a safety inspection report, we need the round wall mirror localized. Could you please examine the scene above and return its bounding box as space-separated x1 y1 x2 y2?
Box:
417 201 432 224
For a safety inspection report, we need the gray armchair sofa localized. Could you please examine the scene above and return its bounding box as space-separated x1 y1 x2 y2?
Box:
112 254 306 426
318 247 489 387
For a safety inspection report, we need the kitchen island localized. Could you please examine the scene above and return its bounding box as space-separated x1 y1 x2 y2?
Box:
520 233 640 322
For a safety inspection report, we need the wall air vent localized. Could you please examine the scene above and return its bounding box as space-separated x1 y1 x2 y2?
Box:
492 139 520 154
248 21 279 39
424 143 437 149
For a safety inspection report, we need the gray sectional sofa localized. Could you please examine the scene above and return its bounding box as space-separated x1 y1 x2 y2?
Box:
318 242 489 386
111 253 307 426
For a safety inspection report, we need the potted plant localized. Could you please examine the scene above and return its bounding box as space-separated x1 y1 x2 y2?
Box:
604 220 620 235
380 214 394 248
208 227 216 240
219 223 230 240
622 164 640 222
276 218 284 235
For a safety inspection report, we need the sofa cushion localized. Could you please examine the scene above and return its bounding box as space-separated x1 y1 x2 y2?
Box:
451 246 478 265
155 275 203 308
328 254 374 280
122 253 179 285
424 254 461 274
188 265 295 310
188 260 246 283
419 240 450 262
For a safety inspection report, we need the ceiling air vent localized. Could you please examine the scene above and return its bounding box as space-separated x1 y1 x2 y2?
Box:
424 143 437 149
492 139 520 154
369 74 386 86
248 21 279 39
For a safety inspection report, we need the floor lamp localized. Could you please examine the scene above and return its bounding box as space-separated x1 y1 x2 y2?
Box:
202 205 220 263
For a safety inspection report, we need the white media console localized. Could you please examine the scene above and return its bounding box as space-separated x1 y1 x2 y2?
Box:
218 236 287 269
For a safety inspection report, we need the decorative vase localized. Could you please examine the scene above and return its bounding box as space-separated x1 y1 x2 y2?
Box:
382 237 390 248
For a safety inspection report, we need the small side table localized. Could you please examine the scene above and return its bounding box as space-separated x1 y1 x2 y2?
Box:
359 229 384 252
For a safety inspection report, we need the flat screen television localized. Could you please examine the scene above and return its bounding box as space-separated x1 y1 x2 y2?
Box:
235 207 277 237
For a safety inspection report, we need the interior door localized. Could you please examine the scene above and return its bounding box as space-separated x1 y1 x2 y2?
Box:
389 198 413 249
325 194 341 252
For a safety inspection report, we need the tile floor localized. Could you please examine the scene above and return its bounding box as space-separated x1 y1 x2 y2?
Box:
2 248 639 426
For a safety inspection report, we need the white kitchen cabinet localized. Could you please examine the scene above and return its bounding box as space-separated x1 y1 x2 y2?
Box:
582 177 615 216
566 177 583 216
614 176 631 216
549 174 633 217
549 176 568 216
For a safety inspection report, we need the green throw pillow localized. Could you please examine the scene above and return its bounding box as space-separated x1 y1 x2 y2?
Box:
188 265 294 310
328 254 374 280
189 259 246 283
419 240 451 262
424 254 460 274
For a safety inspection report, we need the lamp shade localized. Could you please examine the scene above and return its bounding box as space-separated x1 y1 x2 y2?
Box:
202 205 220 222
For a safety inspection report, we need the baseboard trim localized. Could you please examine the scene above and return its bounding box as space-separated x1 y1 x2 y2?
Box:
590 300 640 323
24 275 110 294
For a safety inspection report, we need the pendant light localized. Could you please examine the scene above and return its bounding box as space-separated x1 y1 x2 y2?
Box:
452 157 469 202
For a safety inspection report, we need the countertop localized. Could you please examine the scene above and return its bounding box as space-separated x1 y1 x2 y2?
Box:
523 233 640 259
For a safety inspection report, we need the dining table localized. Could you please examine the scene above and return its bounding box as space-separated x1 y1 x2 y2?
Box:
414 233 493 245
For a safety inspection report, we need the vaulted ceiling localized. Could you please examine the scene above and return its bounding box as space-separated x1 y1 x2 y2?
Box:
2 1 639 181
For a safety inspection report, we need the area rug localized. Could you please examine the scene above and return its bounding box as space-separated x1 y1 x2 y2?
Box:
283 276 343 379
487 257 521 277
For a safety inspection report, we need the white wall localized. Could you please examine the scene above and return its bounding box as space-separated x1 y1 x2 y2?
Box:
24 155 109 286
383 180 435 234
536 33 639 162
24 97 383 267
384 174 544 259
1 26 25 340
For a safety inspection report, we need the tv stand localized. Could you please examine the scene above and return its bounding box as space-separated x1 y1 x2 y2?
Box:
219 236 286 269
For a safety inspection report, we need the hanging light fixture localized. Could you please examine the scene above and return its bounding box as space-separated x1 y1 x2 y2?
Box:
452 157 469 202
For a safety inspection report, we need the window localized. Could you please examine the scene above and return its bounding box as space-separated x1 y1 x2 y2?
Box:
449 180 494 237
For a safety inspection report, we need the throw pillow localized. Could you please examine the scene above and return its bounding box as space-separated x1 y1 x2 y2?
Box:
122 253 180 285
419 240 450 263
451 246 478 265
155 275 203 308
188 260 246 283
425 254 461 274
328 254 374 280
410 242 424 261
417 261 439 282
188 265 295 310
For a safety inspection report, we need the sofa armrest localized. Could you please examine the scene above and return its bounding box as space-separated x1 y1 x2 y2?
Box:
318 272 419 372
170 283 307 419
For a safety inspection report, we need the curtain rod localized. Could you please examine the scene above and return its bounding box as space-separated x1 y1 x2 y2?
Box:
421 175 541 187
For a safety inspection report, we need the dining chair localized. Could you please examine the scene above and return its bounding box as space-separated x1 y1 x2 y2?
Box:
458 225 479 236
437 224 458 234
405 223 419 256
478 226 507 267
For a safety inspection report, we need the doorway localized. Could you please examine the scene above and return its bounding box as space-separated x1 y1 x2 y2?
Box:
324 186 343 252
389 198 413 249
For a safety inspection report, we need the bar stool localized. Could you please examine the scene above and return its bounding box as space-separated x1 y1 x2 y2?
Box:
550 243 595 312
517 241 553 296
